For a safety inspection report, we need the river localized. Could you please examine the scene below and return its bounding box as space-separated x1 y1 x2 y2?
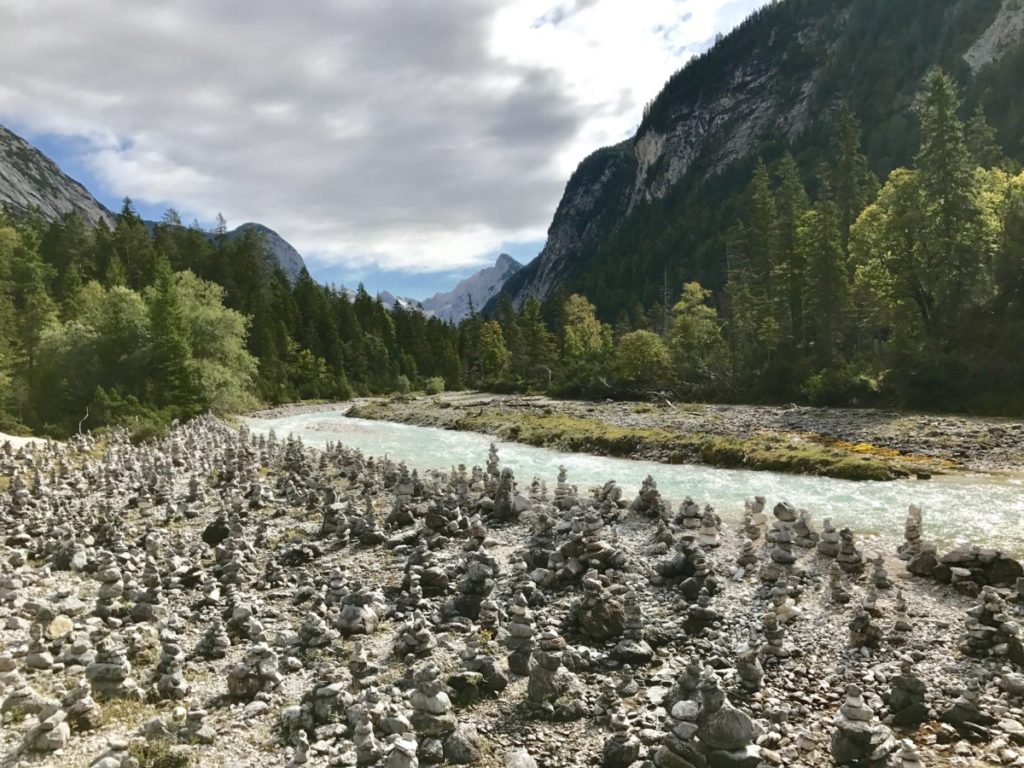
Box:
244 408 1024 553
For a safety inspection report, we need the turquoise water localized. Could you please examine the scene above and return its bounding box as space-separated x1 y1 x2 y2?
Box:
245 409 1024 553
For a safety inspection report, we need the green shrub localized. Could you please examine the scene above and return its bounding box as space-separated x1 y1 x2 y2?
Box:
424 376 446 395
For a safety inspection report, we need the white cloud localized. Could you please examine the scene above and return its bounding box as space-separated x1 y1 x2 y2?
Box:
0 0 767 272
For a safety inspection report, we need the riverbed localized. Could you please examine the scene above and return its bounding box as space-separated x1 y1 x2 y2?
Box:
245 407 1024 554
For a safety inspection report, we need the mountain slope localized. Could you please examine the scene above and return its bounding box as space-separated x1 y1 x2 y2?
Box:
0 121 309 281
0 124 112 226
421 253 523 323
496 0 1024 315
225 222 307 282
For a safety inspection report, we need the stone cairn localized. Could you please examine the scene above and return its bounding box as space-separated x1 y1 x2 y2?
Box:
349 641 382 691
226 642 282 700
735 630 764 692
630 475 667 519
654 670 761 768
408 661 456 759
527 628 585 720
831 683 896 766
696 505 720 548
870 553 892 590
155 628 189 700
505 592 537 676
837 528 866 574
848 606 883 650
85 635 143 701
353 707 382 766
602 709 641 768
791 508 819 548
612 587 653 665
394 613 438 658
890 590 912 643
62 679 102 732
180 700 216 744
897 505 924 561
887 659 929 727
338 582 380 637
453 547 497 620
830 562 852 604
960 585 1024 663
771 574 801 624
940 676 997 740
568 571 626 642
761 502 798 582
734 537 758 579
21 699 70 754
761 612 788 661
816 518 840 558
195 617 231 659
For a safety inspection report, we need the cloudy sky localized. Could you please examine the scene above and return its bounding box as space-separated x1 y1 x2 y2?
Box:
0 0 766 298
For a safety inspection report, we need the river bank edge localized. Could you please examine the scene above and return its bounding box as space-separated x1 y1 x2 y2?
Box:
247 393 1024 482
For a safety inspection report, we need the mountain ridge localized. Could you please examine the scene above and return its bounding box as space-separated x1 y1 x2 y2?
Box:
492 0 1024 315
0 121 309 281
420 253 523 323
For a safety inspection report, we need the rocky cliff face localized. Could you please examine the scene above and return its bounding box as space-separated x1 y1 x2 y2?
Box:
0 124 112 226
420 253 523 323
225 222 307 283
500 0 1024 310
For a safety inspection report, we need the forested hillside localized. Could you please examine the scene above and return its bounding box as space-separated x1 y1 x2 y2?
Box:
498 0 1024 317
0 203 463 437
475 71 1024 413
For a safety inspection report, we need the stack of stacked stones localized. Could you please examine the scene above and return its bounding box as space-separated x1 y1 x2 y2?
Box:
761 504 798 582
837 528 866 574
830 562 852 604
568 572 626 642
887 660 929 727
960 585 1024 663
85 636 143 701
602 710 640 768
395 613 438 658
791 508 819 548
453 548 497 620
898 505 924 561
226 643 282 700
612 588 653 665
831 684 896 766
338 583 380 637
527 628 584 719
408 661 456 758
505 592 537 675
155 628 189 700
817 519 841 558
697 505 720 548
630 475 666 518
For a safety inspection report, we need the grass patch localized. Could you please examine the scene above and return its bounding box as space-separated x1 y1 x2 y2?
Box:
460 412 899 481
101 698 158 726
129 740 191 768
352 402 906 480
0 476 10 491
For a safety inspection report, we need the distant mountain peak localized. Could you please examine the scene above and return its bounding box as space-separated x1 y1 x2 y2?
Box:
420 254 523 323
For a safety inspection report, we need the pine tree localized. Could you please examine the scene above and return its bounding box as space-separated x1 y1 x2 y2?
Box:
147 258 197 412
800 200 847 363
914 68 983 332
829 105 877 250
965 106 1003 169
775 152 810 344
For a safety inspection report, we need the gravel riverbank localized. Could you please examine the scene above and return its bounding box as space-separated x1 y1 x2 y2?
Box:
2 417 1023 767
342 393 1024 480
